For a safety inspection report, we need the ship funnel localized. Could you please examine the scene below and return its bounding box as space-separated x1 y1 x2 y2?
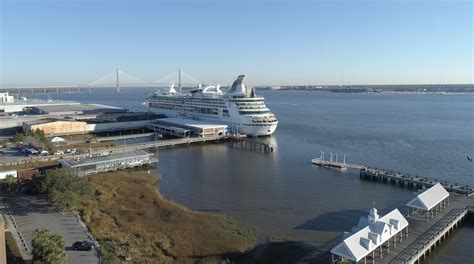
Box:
227 75 246 95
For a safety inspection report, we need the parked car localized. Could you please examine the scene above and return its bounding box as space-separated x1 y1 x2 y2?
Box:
54 150 64 155
72 240 94 251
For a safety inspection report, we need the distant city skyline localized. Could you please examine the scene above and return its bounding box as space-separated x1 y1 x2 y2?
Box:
1 0 472 87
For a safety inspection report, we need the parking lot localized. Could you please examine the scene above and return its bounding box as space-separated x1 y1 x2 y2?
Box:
5 195 100 264
0 146 28 164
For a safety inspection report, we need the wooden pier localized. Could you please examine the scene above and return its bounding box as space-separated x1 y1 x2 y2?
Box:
328 195 473 264
90 135 225 155
310 153 474 263
230 138 274 153
310 153 473 197
389 207 471 264
360 168 474 197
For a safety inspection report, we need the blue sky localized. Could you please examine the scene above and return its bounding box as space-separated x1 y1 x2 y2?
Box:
0 0 472 86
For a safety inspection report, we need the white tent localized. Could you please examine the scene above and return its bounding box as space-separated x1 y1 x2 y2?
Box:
51 136 66 143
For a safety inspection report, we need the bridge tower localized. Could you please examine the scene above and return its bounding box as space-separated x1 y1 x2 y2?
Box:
178 68 182 92
116 68 120 93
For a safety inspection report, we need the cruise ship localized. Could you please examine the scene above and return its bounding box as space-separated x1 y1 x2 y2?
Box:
144 75 278 136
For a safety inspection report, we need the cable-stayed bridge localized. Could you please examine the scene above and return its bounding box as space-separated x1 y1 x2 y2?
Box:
0 69 200 93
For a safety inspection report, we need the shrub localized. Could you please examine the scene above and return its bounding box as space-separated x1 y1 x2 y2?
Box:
0 175 18 193
32 228 66 264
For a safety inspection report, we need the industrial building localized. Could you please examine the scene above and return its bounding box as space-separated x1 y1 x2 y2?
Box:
22 113 161 136
60 150 157 176
148 118 228 138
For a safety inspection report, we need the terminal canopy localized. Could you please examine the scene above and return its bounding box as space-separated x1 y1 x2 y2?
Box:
406 183 449 211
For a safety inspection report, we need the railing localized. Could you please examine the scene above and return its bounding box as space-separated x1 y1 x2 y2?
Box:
3 202 30 253
400 208 467 264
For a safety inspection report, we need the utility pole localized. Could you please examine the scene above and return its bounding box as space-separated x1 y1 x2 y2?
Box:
116 68 120 93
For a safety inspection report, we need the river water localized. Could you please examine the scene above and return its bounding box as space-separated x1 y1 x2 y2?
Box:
32 89 473 262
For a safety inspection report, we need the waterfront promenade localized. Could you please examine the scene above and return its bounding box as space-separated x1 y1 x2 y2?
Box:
381 195 472 264
0 136 225 167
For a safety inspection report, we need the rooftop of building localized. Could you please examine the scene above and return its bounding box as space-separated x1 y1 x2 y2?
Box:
60 150 153 167
331 208 409 262
23 112 163 126
33 103 127 114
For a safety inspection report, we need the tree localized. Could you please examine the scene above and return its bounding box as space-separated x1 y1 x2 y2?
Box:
27 168 94 210
1 175 18 193
32 228 66 264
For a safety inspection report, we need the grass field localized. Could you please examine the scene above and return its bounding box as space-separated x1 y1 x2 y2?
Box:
80 169 256 263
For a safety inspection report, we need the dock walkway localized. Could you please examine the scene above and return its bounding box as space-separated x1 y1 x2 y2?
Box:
360 168 474 197
388 207 468 264
309 156 473 197
90 135 225 155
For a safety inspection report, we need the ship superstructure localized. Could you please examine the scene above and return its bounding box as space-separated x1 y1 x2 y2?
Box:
145 75 278 136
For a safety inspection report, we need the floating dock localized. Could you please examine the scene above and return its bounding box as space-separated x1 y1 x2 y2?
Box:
311 158 365 170
311 152 366 170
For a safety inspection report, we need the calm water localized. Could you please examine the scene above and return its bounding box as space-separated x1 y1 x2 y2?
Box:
32 89 474 262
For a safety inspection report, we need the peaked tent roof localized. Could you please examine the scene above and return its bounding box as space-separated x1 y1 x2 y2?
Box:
51 136 66 143
406 183 449 211
331 209 409 262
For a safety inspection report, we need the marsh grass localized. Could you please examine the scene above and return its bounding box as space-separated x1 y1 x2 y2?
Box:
81 169 256 263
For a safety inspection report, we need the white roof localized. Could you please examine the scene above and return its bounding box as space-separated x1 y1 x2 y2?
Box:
331 208 408 262
406 183 449 211
158 118 228 129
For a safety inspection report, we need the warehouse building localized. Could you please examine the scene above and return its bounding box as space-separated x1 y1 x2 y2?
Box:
22 113 161 136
